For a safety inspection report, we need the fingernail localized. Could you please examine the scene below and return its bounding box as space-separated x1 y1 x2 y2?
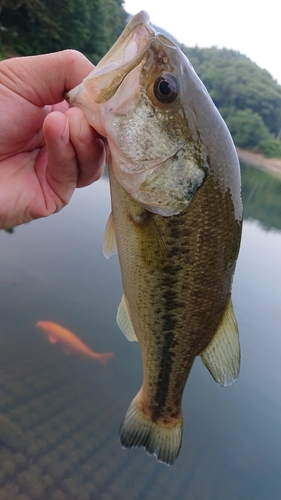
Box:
62 119 69 144
79 116 93 145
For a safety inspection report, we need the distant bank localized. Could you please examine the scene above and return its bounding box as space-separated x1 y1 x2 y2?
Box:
237 147 281 179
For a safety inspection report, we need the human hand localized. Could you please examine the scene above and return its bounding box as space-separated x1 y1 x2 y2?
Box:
0 50 106 229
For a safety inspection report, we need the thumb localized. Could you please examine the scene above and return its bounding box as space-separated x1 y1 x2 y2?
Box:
41 108 105 210
0 50 94 106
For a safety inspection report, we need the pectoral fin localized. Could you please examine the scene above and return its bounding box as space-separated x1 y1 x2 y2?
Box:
200 298 240 387
117 295 138 342
103 212 117 259
130 209 167 266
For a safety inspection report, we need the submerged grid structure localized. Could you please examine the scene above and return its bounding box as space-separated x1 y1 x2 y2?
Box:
0 329 188 500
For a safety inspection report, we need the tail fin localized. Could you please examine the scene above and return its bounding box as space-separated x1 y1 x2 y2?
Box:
119 393 183 466
97 352 114 366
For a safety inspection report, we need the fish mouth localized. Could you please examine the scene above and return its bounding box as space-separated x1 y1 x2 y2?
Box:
94 11 155 77
90 12 181 106
66 12 157 114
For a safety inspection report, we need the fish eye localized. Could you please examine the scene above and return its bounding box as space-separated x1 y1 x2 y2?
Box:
154 73 178 104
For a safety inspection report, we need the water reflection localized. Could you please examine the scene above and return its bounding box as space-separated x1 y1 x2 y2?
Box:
241 161 281 230
0 165 280 499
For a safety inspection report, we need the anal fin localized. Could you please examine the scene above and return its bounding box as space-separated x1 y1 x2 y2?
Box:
117 295 138 342
200 298 240 387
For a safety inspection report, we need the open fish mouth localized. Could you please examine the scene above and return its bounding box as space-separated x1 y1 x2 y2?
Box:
92 10 180 86
66 11 178 112
65 11 155 107
102 11 156 63
91 11 155 79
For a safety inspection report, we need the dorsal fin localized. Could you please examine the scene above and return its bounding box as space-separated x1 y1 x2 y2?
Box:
200 298 240 387
103 212 117 259
117 295 138 342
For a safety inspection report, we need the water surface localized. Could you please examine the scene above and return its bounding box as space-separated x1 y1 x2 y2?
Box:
0 163 280 499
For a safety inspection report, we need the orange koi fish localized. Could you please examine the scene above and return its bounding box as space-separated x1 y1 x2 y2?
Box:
35 321 114 365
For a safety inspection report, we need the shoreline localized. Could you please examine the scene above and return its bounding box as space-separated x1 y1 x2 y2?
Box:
236 147 281 179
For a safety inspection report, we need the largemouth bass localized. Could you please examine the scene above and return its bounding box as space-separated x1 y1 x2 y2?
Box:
66 11 242 465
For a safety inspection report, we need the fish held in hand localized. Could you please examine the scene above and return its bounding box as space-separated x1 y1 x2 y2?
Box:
66 11 242 465
35 321 114 365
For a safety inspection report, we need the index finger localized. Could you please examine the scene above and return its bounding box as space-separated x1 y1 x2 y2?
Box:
0 50 94 106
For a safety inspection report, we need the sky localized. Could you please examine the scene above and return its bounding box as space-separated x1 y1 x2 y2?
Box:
123 0 281 85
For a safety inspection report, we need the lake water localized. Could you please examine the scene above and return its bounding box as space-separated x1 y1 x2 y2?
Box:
0 162 280 499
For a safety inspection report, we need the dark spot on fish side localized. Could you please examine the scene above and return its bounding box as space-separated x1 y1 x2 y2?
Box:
161 315 177 332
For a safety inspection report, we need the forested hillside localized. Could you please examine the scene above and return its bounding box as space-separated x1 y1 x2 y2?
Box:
0 0 126 63
182 46 281 158
1 2 281 157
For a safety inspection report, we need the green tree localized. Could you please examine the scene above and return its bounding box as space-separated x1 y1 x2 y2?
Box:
241 162 281 230
182 46 281 136
226 108 270 148
82 0 127 64
0 0 126 62
182 45 281 156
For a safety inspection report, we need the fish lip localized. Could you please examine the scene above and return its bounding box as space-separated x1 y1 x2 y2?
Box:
128 11 153 30
66 11 155 107
122 11 155 39
94 11 155 74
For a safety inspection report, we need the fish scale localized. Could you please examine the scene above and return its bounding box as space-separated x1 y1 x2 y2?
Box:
109 165 239 419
